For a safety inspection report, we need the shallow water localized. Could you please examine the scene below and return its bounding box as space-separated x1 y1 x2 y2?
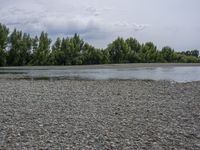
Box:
0 66 200 82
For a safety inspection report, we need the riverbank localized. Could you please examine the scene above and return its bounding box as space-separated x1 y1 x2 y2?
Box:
0 79 200 149
1 63 200 70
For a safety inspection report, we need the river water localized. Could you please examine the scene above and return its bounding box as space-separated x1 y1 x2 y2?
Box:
0 66 200 83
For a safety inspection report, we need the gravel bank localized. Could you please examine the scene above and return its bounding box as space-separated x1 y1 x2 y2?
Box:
0 79 200 149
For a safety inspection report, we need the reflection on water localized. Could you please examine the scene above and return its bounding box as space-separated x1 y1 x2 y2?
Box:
0 66 200 82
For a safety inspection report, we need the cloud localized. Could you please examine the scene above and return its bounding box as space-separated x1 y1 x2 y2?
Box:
114 22 150 32
0 1 148 40
85 6 100 16
85 6 113 17
0 4 113 40
0 5 45 32
0 3 149 45
44 17 106 36
0 1 112 37
1 0 199 50
133 23 150 32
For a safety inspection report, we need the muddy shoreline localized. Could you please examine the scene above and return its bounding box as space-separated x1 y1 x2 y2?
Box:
0 79 200 149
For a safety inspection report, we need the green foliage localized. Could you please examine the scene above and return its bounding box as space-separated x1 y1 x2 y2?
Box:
20 33 32 65
139 42 158 63
49 37 62 65
0 23 9 66
57 34 84 65
181 50 199 58
101 49 110 64
107 37 130 63
33 32 51 65
126 37 141 53
126 38 141 63
161 46 175 62
0 48 6 66
0 23 199 66
82 43 103 64
69 34 84 65
7 29 23 66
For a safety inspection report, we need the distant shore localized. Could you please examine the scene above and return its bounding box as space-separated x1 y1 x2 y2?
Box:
1 63 200 70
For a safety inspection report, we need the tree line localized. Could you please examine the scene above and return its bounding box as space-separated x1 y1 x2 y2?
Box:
0 23 199 66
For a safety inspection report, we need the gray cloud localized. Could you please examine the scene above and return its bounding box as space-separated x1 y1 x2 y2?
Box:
85 6 100 16
0 0 199 50
44 17 107 37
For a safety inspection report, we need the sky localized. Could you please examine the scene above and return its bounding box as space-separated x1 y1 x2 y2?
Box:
0 0 199 51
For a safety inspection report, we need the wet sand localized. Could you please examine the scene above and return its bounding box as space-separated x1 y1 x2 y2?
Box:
0 79 200 149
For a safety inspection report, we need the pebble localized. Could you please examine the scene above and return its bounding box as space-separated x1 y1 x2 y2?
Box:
0 79 199 149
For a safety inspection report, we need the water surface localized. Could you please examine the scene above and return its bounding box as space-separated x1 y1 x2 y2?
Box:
0 66 200 82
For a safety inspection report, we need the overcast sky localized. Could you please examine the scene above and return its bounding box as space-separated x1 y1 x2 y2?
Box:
0 0 199 51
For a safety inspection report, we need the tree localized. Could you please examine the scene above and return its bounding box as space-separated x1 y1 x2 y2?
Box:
33 32 51 65
101 49 110 64
0 23 200 66
70 34 84 65
19 33 32 65
0 23 9 66
190 50 199 57
7 29 23 66
126 38 141 62
181 50 199 58
107 37 130 63
60 38 71 65
0 48 6 66
82 43 103 64
161 46 175 62
58 34 84 65
139 42 158 63
126 37 141 53
7 29 32 66
49 37 63 65
32 36 39 54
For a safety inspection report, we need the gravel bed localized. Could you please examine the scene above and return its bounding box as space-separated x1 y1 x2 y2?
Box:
0 79 200 149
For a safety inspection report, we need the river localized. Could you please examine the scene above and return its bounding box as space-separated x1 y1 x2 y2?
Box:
0 64 200 82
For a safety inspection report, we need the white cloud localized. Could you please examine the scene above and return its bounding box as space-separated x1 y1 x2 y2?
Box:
0 0 199 50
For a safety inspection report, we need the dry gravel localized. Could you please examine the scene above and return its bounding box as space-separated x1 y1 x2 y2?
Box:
0 79 200 149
